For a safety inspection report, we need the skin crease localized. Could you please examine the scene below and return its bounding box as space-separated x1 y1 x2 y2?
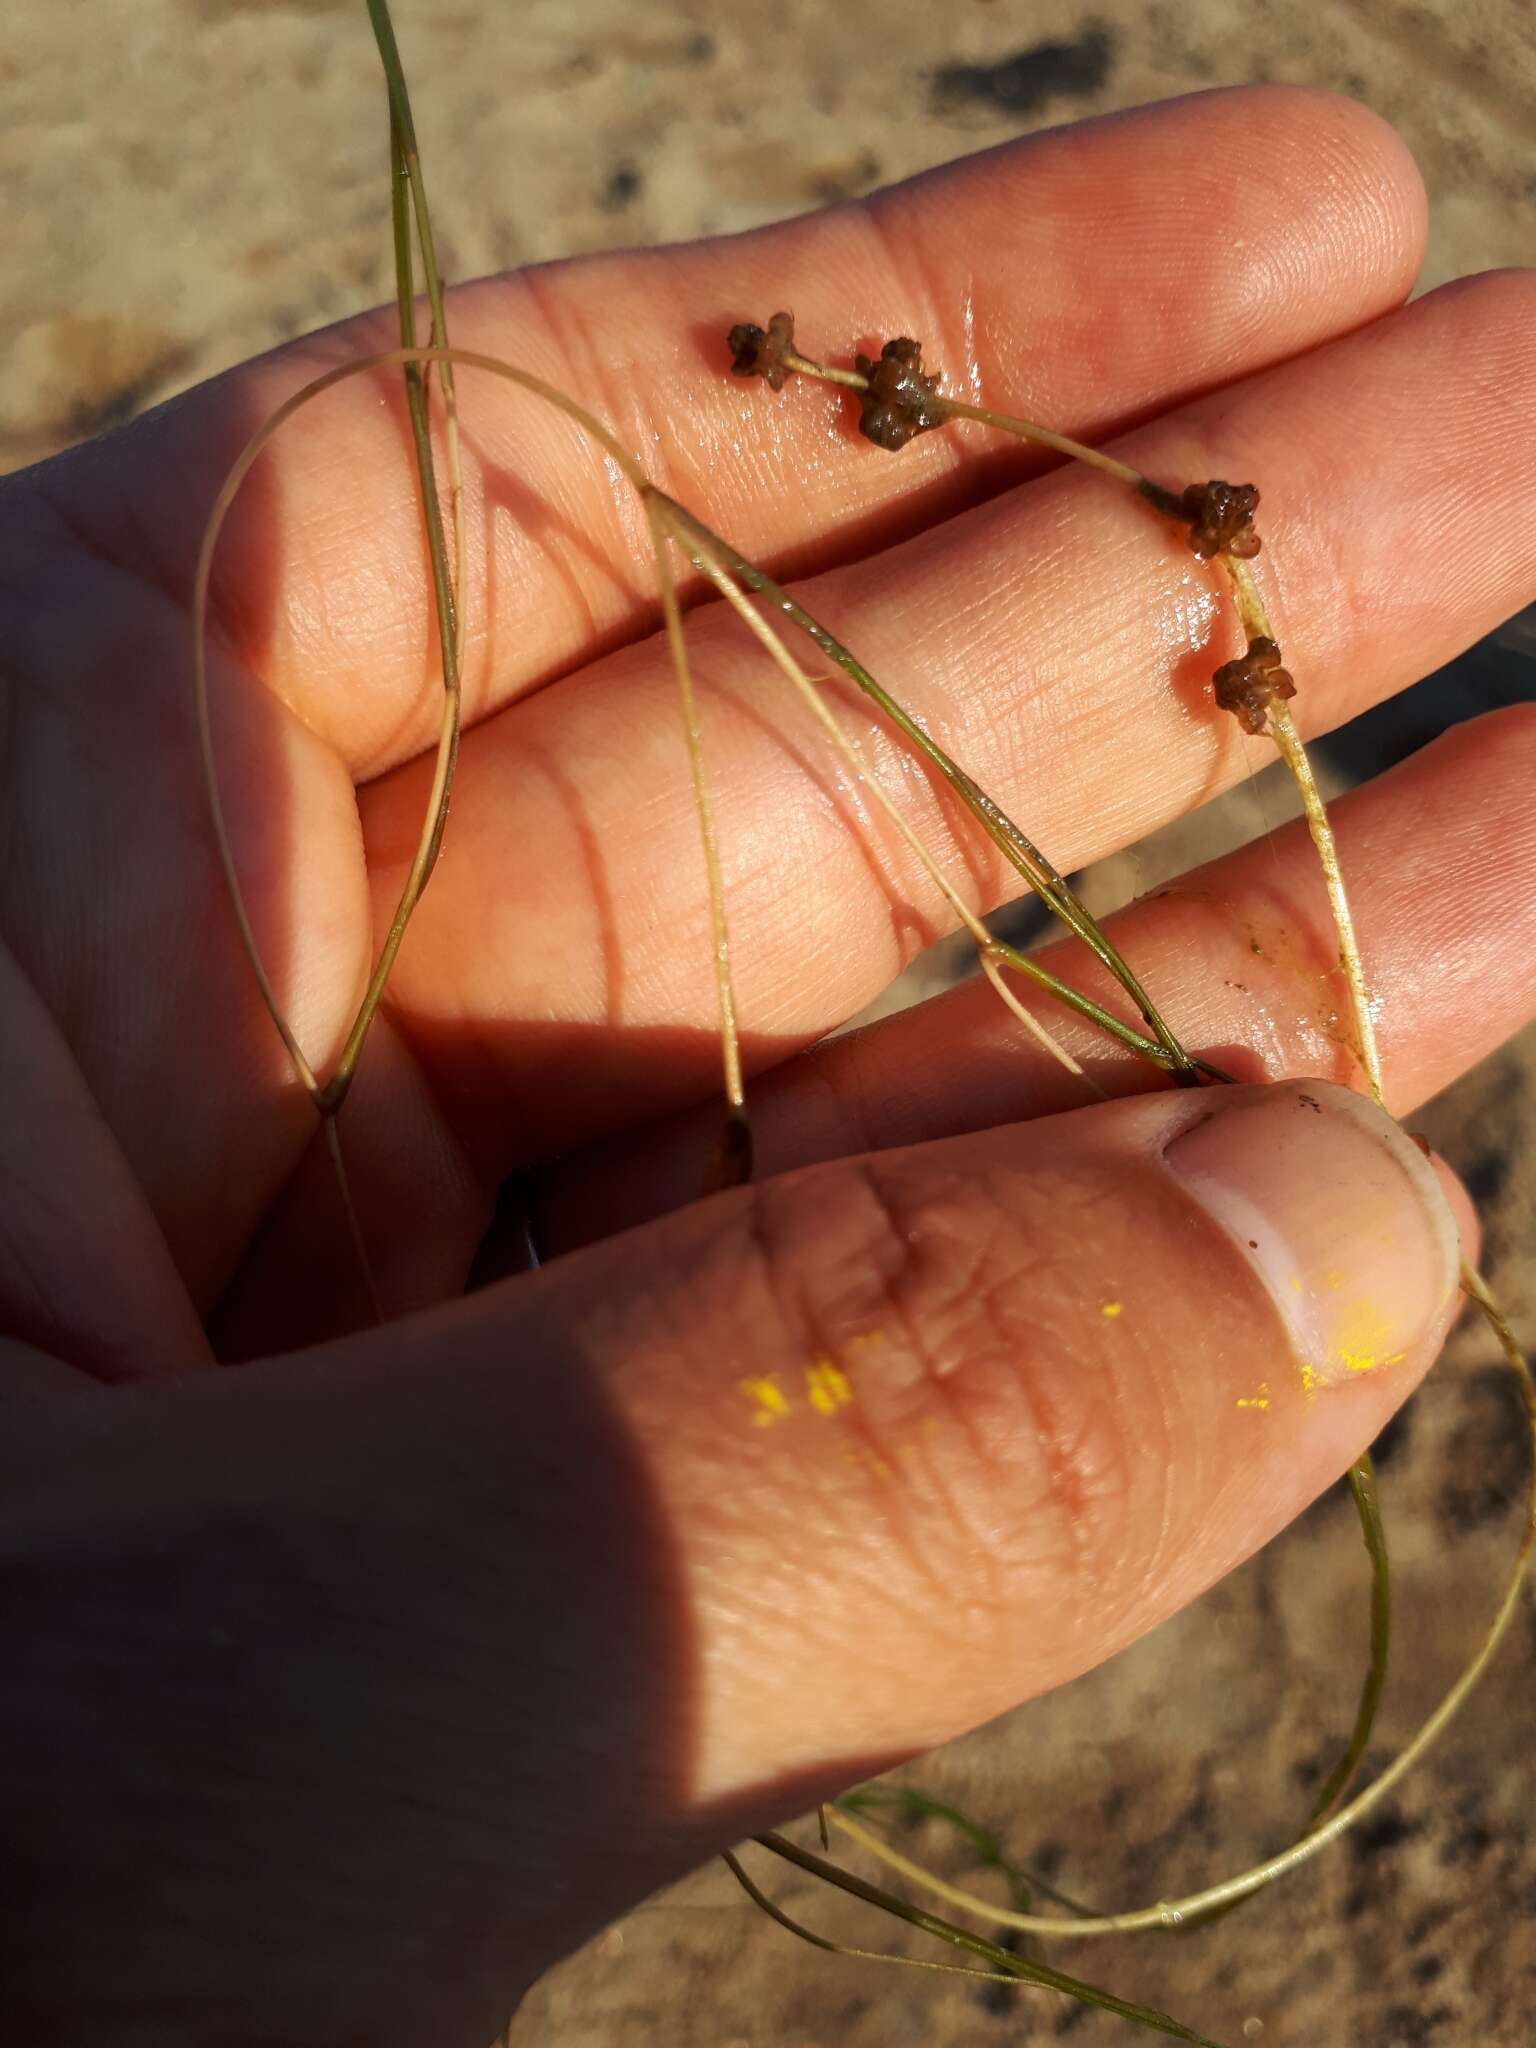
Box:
0 82 1533 2048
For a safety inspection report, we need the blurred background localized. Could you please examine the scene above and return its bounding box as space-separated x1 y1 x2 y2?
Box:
5 3 1533 2044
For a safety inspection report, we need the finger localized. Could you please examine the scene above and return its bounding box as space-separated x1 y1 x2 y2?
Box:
0 513 372 1307
35 88 1424 775
534 706 1536 1250
363 270 1536 1174
0 939 208 1380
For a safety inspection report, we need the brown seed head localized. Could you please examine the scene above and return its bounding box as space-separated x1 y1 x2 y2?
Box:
727 310 796 391
1212 635 1296 735
854 335 947 451
1181 479 1262 560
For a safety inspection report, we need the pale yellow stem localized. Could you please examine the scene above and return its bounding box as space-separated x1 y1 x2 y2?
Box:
1266 702 1384 1105
936 397 1150 490
979 948 1086 1079
645 494 745 1115
1219 556 1383 1105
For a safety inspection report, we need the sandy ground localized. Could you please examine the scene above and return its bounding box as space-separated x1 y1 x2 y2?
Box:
5 3 1535 2044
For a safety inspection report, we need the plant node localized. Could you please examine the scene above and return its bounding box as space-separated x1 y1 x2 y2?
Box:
1179 479 1262 561
855 337 946 450
1212 634 1295 735
728 311 797 389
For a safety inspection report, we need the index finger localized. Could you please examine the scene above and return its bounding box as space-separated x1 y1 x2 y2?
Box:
36 85 1424 777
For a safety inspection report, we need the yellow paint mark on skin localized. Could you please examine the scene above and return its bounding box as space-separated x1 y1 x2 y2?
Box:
1331 1296 1407 1379
1340 1347 1407 1377
805 1355 853 1416
740 1374 790 1428
1293 1293 1411 1396
1100 1301 1124 1319
1236 1382 1271 1412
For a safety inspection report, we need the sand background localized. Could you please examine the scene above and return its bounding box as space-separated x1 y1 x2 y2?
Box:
5 3 1535 2044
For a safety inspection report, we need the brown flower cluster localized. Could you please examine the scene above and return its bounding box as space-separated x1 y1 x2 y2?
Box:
1180 479 1262 560
854 336 947 451
727 311 797 391
1212 635 1295 735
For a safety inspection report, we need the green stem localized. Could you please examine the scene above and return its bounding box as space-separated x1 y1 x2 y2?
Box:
754 1833 1227 2046
1311 1454 1391 1826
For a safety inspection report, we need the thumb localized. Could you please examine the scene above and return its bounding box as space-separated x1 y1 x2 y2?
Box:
505 1076 1468 1810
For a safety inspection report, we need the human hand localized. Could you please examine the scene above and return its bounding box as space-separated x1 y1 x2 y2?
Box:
2 86 1533 2045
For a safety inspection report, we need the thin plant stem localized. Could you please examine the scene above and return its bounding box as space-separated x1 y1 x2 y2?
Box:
751 1832 1228 2046
323 1114 384 1322
367 0 467 675
1219 555 1383 1103
1264 700 1383 1104
937 395 1150 490
722 1849 1024 1982
337 0 465 1166
840 1783 1103 1918
780 348 867 392
1201 552 1392 1848
1184 1449 1391 1931
980 946 1087 1080
782 346 1156 490
986 937 1225 1075
194 344 648 1113
645 494 751 1180
1309 1453 1390 1828
192 657 320 1100
387 121 464 683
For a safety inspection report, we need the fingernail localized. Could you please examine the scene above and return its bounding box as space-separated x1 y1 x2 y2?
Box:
1164 1080 1461 1392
